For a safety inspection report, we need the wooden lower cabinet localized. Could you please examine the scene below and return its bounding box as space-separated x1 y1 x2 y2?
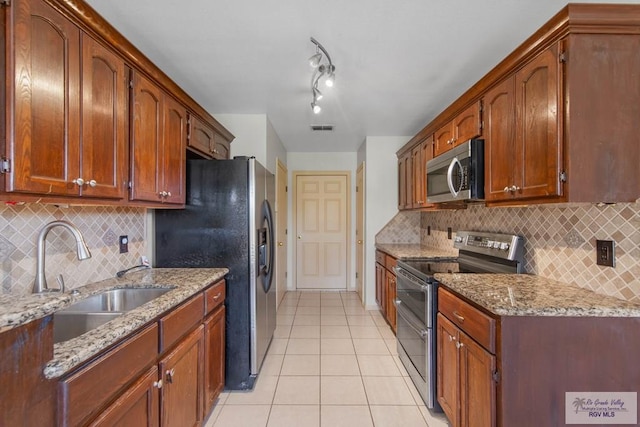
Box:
90 366 160 427
203 306 225 418
160 325 204 427
374 251 397 332
437 313 496 427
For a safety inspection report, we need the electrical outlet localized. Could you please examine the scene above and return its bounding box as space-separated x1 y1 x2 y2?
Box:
447 227 452 240
119 235 129 254
596 240 615 267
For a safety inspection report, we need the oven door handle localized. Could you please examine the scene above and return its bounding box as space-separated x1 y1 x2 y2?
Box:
395 301 428 339
396 268 431 293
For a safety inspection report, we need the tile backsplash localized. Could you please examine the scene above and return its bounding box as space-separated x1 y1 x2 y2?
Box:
379 202 640 302
0 204 147 295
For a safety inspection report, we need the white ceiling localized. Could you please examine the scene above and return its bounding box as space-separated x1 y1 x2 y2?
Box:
85 0 633 152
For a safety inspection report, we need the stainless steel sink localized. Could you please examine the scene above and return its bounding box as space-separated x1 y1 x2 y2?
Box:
53 288 172 343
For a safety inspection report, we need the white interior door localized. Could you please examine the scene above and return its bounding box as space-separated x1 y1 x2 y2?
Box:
275 159 288 308
356 163 365 301
295 174 348 290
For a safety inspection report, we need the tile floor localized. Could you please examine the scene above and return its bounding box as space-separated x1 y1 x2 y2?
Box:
205 291 450 427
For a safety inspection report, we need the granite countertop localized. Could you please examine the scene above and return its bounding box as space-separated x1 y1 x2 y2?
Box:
375 243 457 260
1 268 228 379
435 273 640 317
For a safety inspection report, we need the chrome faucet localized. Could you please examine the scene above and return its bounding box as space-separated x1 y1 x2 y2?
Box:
32 220 92 294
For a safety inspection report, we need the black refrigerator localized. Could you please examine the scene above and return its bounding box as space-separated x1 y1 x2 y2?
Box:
155 157 276 390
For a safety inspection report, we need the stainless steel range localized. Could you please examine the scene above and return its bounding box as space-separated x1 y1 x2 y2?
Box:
394 230 524 411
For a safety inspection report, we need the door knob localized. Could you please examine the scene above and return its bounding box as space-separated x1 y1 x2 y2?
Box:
278 242 284 246
357 240 363 244
297 235 301 239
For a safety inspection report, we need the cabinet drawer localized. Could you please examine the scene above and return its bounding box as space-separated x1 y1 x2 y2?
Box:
204 280 225 316
438 288 495 353
375 250 386 265
58 323 158 427
385 255 397 272
159 293 204 352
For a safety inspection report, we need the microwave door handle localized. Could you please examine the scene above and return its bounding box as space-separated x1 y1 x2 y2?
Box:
446 157 462 197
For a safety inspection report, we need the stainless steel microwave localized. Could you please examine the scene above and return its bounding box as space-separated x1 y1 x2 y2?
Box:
426 138 484 203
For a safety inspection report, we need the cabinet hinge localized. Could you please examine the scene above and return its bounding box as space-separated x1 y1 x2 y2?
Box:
559 171 567 182
285 185 288 192
128 181 132 189
0 157 11 173
559 52 567 63
480 120 485 130
356 186 359 192
0 0 11 7
356 272 359 279
186 118 191 139
492 370 501 383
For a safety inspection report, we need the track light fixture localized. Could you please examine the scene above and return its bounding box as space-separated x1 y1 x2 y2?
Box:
308 37 335 114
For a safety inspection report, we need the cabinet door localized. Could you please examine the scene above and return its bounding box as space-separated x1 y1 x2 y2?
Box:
421 137 435 209
130 71 163 202
10 0 81 195
375 262 386 315
453 102 482 146
212 133 231 160
483 77 516 202
160 325 203 427
397 152 412 210
80 35 127 199
514 45 562 200
459 332 496 427
434 122 454 157
203 306 225 419
411 144 424 208
187 113 214 158
437 313 460 427
385 270 397 333
161 96 186 204
89 366 160 427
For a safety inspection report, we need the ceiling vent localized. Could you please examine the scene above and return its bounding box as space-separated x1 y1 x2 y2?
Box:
310 125 334 132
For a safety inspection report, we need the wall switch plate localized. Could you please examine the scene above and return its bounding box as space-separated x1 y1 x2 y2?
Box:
119 235 129 254
447 227 452 240
596 239 615 267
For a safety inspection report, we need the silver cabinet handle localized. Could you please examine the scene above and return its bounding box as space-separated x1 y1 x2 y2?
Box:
213 292 222 301
153 379 163 389
165 368 175 383
456 341 464 349
72 178 85 186
166 191 172 197
453 311 465 323
509 185 520 192
88 179 97 187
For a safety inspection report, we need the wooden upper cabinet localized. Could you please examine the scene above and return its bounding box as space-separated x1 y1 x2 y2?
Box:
130 71 185 205
187 113 231 160
9 0 81 196
484 44 562 203
8 0 127 199
187 113 215 159
483 77 516 202
80 35 127 199
434 102 482 157
397 151 411 210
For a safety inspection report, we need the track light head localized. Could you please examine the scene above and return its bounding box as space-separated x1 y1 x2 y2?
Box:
308 52 322 68
311 101 321 114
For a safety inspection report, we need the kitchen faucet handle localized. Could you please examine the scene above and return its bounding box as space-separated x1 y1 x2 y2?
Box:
56 274 65 293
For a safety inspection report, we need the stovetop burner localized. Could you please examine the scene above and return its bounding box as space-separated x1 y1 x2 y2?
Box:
397 230 525 280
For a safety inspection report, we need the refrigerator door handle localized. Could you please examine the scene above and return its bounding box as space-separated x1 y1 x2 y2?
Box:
261 200 275 292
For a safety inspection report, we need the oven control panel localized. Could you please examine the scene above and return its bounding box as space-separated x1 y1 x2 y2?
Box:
454 230 524 262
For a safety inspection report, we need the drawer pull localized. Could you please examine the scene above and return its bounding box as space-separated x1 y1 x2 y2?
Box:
448 334 456 342
453 311 465 323
456 341 464 349
213 292 222 301
153 379 163 389
165 368 175 383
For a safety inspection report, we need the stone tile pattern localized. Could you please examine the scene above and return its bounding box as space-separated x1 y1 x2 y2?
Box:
375 211 421 244
420 202 640 302
0 204 147 295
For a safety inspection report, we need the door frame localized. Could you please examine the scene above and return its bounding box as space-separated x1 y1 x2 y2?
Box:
356 162 365 302
275 158 288 308
292 170 352 291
